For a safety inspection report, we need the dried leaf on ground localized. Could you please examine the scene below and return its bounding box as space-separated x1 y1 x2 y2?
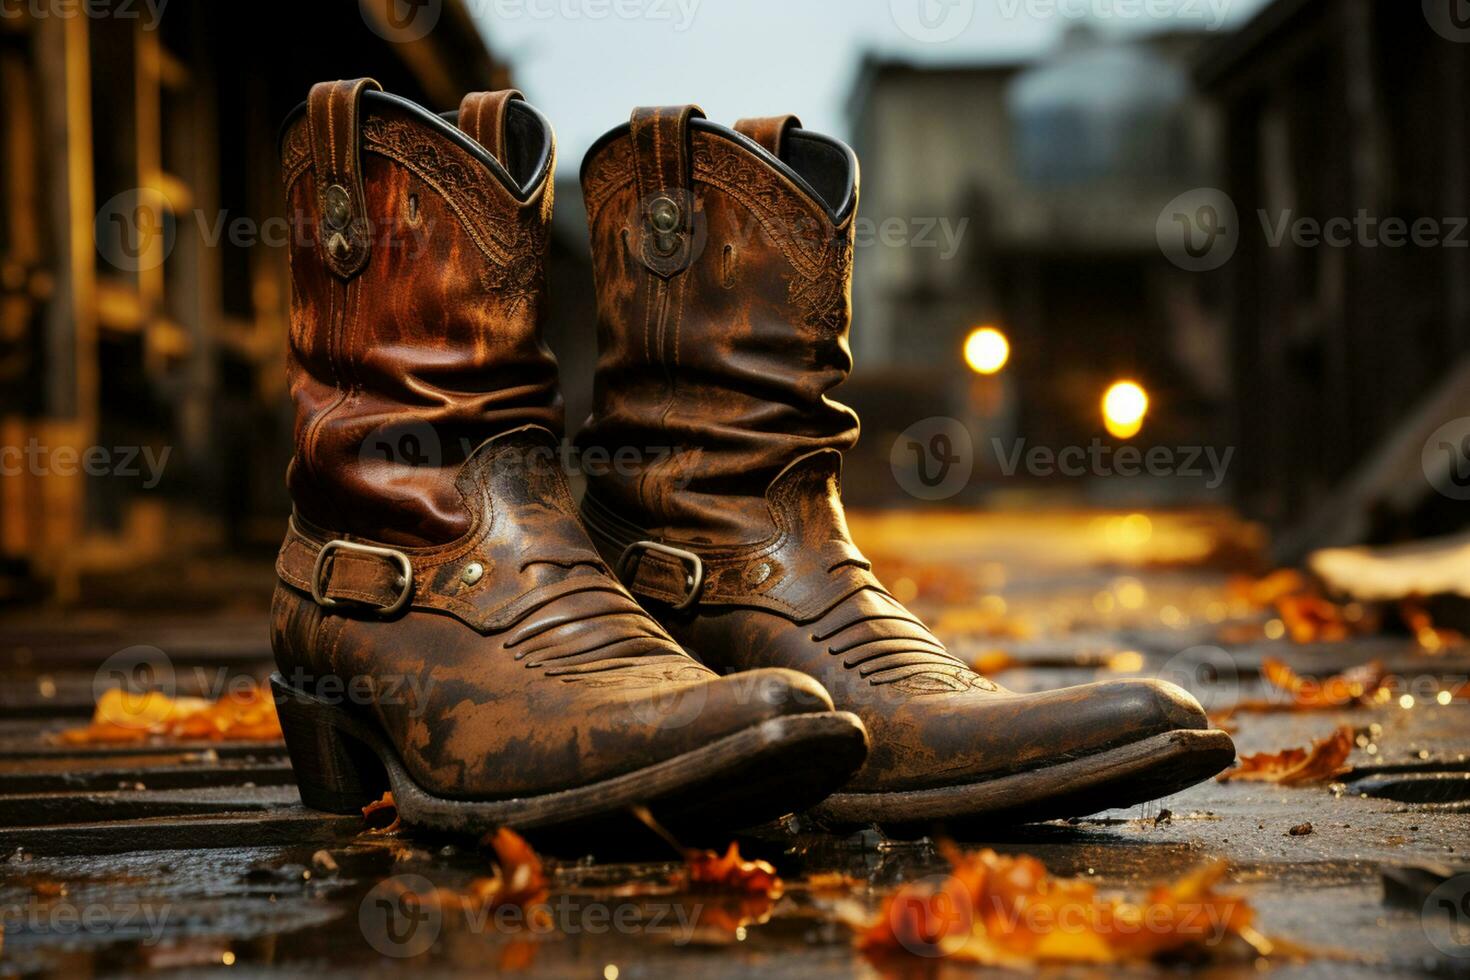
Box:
1262 657 1388 709
860 844 1271 966
361 791 400 833
627 802 783 898
623 805 783 937
1217 726 1354 785
684 842 783 898
1214 658 1388 720
1230 569 1309 607
58 685 282 744
396 828 550 924
1228 570 1374 644
1398 597 1466 653
1275 593 1363 643
466 827 550 909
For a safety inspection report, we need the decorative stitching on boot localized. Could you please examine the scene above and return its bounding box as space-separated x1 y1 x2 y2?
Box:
361 115 541 274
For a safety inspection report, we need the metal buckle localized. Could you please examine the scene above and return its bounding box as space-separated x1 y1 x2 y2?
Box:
311 539 414 616
617 540 705 612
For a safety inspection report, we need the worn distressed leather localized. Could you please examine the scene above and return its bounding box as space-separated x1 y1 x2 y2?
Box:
272 83 841 802
577 109 1213 796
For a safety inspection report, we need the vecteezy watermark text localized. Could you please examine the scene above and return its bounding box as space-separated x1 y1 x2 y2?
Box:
0 0 168 29
992 438 1234 489
1159 188 1470 271
3 895 174 947
996 0 1234 31
1259 210 1470 250
360 875 705 957
1 440 170 489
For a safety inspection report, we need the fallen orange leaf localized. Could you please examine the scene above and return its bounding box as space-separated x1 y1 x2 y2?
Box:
1217 726 1354 785
58 685 282 744
1262 658 1387 709
1399 597 1465 653
1228 570 1375 644
684 842 783 898
382 827 550 927
361 791 400 833
1230 569 1308 607
1275 594 1361 643
1213 659 1388 721
860 844 1270 966
468 827 549 909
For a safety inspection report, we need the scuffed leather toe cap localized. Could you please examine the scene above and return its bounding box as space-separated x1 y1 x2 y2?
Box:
1142 678 1211 731
853 676 1215 793
650 667 838 741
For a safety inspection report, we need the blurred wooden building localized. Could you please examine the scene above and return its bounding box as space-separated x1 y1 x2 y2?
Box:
844 29 1230 504
0 0 505 601
1197 0 1470 556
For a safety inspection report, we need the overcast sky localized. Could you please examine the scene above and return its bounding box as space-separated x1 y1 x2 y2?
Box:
468 0 1274 160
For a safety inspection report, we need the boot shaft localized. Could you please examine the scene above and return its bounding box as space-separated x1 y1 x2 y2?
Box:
576 108 861 545
280 80 560 548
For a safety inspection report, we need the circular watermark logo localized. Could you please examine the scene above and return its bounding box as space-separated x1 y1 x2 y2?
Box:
886 873 974 957
1422 416 1470 501
890 0 975 43
1424 0 1470 43
360 874 443 958
626 676 710 731
1156 188 1239 272
359 420 444 502
95 188 176 273
92 645 177 731
891 417 974 501
1423 874 1470 959
1156 645 1240 714
360 0 443 42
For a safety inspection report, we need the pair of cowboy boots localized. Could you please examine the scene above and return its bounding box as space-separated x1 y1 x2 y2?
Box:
269 80 1234 837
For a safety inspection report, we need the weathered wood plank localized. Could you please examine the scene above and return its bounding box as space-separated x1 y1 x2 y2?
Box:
0 807 360 857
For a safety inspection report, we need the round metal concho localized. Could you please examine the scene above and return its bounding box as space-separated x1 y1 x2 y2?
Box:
744 561 773 587
648 195 680 234
324 184 352 230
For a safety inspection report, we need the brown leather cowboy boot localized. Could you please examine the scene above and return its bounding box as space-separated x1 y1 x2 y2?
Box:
576 107 1235 828
268 82 867 835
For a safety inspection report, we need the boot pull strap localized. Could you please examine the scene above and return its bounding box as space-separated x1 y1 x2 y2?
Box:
459 89 524 166
307 77 382 279
629 104 705 278
734 114 802 159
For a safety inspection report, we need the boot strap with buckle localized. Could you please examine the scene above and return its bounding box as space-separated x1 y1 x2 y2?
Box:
583 452 884 623
617 541 705 611
310 539 414 616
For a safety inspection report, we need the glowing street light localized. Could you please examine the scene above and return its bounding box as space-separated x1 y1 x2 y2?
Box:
963 326 1009 375
1102 380 1148 439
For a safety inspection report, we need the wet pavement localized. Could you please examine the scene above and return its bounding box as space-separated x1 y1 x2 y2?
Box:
2 508 1469 977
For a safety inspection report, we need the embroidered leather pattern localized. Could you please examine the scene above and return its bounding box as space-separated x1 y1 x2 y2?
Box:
785 231 850 334
582 137 635 225
283 112 548 304
585 134 853 334
361 115 535 278
281 120 312 188
478 183 550 315
693 137 852 335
